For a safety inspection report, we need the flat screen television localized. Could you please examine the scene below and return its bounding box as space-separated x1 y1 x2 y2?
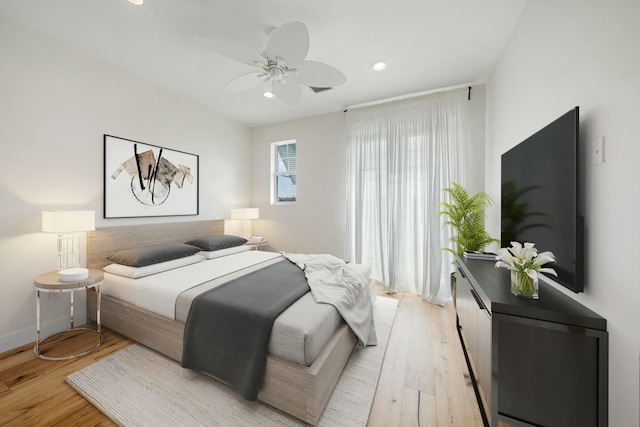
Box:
501 107 583 293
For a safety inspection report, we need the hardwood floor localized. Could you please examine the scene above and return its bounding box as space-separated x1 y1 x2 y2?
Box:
0 293 483 426
368 291 483 427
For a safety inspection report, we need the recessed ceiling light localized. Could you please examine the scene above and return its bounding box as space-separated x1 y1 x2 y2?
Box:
128 0 143 5
371 60 387 71
263 91 274 99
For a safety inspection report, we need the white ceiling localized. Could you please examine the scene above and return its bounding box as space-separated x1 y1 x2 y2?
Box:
0 0 527 127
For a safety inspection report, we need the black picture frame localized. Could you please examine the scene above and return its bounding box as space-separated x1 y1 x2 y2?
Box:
103 134 199 218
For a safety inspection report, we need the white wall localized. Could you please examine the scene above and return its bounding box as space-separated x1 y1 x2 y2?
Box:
0 16 250 353
250 112 347 257
485 1 640 425
249 87 487 260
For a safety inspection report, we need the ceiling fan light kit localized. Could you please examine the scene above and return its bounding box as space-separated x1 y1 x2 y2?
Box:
197 21 347 105
263 79 275 98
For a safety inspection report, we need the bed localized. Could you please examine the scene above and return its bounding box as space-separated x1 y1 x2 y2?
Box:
85 220 374 425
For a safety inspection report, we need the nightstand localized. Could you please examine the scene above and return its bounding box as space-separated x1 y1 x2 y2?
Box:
33 269 104 360
246 240 268 251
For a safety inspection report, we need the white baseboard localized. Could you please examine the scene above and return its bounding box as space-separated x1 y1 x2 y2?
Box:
0 311 87 355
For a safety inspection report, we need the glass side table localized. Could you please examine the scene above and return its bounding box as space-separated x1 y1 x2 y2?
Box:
33 269 104 360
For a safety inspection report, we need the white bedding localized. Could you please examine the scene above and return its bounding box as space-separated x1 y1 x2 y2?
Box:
282 253 377 346
102 250 282 319
102 249 377 366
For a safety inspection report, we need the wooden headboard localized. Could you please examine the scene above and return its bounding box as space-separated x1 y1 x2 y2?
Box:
87 220 224 270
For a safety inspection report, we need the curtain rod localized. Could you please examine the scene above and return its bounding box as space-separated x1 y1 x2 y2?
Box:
344 82 475 111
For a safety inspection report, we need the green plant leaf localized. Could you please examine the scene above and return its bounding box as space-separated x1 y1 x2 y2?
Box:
439 181 499 255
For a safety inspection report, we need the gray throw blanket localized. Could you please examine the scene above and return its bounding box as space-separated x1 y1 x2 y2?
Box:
282 253 377 346
181 259 309 401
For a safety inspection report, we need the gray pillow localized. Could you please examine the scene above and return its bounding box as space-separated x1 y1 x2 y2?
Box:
185 235 247 251
108 242 201 267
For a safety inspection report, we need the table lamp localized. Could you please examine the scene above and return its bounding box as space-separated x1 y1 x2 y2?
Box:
42 210 95 281
230 208 259 239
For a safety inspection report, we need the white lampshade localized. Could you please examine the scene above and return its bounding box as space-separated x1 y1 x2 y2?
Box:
42 210 95 276
42 211 95 233
230 208 259 220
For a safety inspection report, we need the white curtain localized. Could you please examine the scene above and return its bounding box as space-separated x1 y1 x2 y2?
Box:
345 88 468 303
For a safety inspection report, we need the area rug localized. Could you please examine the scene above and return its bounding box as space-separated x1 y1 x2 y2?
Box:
66 296 398 426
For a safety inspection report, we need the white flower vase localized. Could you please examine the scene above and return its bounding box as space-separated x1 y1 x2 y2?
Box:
510 270 539 299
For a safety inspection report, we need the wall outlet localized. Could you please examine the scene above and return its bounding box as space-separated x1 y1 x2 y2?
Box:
592 137 605 164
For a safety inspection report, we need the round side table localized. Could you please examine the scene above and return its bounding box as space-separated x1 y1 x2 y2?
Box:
33 269 104 360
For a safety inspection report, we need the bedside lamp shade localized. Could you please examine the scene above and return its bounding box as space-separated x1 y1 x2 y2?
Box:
230 208 259 220
42 211 95 281
229 208 259 238
42 211 95 233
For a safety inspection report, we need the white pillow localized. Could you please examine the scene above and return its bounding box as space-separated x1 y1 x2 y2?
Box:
104 254 204 278
199 244 250 259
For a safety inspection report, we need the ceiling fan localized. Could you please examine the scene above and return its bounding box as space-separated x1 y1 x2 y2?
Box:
196 21 347 105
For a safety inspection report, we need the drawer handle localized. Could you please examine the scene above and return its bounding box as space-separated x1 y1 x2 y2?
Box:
470 288 485 310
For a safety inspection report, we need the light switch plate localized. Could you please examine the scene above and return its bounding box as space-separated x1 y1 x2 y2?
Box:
592 137 604 164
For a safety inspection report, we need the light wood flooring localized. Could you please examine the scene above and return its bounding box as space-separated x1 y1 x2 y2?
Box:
0 292 483 426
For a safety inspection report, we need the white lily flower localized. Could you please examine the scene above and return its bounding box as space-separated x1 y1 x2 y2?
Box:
539 267 558 276
495 241 557 277
495 260 513 269
495 248 507 258
537 250 555 259
533 254 555 268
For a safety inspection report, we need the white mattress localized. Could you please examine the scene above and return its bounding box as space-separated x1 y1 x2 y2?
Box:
101 250 349 366
102 250 281 319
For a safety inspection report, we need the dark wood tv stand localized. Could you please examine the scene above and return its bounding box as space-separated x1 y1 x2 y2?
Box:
454 255 608 427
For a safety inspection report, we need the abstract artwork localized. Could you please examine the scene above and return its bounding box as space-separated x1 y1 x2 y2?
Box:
104 135 199 218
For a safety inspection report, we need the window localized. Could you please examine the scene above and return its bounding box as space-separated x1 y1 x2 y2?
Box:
271 140 297 204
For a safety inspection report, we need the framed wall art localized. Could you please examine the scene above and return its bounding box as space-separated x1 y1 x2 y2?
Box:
104 135 199 218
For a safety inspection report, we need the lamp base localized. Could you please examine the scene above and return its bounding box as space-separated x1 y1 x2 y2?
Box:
58 267 89 282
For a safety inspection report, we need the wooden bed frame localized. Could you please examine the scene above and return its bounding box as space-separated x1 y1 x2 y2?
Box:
86 220 357 425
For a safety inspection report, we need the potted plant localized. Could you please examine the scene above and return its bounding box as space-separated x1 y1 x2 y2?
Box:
495 241 557 299
439 181 498 256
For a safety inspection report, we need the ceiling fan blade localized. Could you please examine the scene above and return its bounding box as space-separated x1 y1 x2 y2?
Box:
290 60 347 88
266 21 309 67
225 72 268 93
274 80 302 106
196 36 265 67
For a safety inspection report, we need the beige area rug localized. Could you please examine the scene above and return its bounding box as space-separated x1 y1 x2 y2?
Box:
66 296 398 426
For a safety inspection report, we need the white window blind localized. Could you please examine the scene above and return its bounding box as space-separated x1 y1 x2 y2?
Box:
271 140 297 204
